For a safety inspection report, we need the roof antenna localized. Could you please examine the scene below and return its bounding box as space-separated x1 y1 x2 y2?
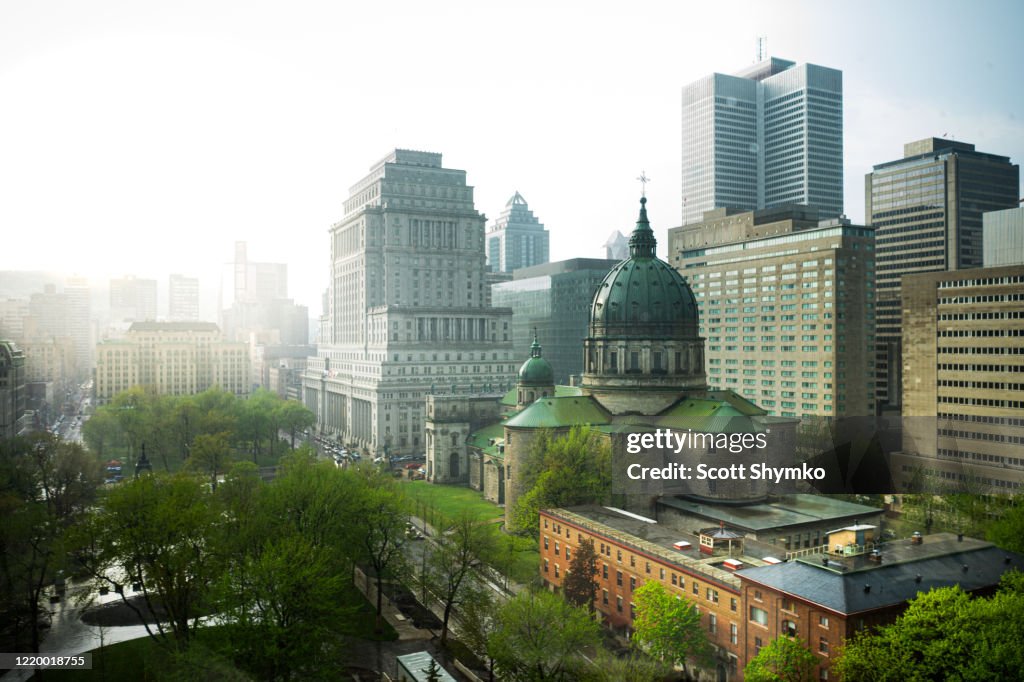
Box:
756 36 767 62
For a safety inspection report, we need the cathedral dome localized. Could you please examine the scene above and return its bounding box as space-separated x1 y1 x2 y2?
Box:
590 197 699 338
518 334 554 386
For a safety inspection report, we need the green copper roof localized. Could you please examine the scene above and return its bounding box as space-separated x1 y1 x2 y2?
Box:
468 422 507 457
518 332 554 386
501 384 583 407
505 396 612 429
589 197 699 336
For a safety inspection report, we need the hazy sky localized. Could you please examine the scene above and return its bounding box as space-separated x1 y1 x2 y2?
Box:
2 0 1022 313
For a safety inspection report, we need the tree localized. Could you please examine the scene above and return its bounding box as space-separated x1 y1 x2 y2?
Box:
0 433 100 652
987 501 1024 553
426 511 494 646
489 589 600 682
562 537 599 612
744 635 817 682
833 574 1024 681
458 583 500 682
74 473 223 651
631 581 710 678
584 650 669 682
187 431 233 491
276 399 315 449
512 426 611 533
348 469 408 632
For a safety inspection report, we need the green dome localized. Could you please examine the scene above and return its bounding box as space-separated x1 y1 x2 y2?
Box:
518 334 554 386
590 197 699 338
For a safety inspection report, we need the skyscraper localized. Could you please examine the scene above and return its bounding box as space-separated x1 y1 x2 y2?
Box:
485 192 550 273
302 150 517 456
681 57 843 225
866 138 1019 411
109 275 158 323
169 274 200 321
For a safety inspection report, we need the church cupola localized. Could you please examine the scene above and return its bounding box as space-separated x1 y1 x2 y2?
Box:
516 331 555 409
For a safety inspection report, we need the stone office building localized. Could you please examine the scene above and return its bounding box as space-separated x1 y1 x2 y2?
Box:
302 150 517 457
670 206 876 418
896 264 1024 493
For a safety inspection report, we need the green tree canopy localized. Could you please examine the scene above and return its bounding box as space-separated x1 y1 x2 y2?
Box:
833 572 1024 681
630 581 710 678
512 426 611 533
490 589 600 682
562 537 599 612
743 634 817 682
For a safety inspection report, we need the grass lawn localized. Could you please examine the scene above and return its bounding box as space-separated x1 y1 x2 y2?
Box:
401 480 540 587
403 480 504 525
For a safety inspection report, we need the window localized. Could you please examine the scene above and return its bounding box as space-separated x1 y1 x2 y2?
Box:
730 623 738 645
630 576 636 592
645 561 651 574
707 588 719 603
709 614 717 634
565 547 571 561
630 555 636 568
671 574 677 586
781 598 797 612
554 564 560 578
602 589 609 605
616 596 623 613
819 637 830 655
819 615 830 628
554 542 560 556
755 636 763 654
543 537 549 550
782 619 797 637
603 565 608 579
750 607 769 626
616 571 623 587
730 597 738 612
543 559 549 573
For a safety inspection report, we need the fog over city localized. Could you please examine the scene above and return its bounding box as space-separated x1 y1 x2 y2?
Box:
2 0 1022 311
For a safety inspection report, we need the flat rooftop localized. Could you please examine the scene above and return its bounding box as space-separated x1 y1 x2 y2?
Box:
546 506 775 591
657 494 883 532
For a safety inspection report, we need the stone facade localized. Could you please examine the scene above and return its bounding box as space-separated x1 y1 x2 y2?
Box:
303 150 517 456
94 322 249 403
895 264 1024 493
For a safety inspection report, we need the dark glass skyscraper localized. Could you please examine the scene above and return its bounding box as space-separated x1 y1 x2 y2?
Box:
866 137 1019 411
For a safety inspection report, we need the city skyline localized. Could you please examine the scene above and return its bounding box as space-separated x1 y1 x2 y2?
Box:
2 1 1022 311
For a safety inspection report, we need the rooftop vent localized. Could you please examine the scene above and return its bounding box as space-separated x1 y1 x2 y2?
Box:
915 574 922 583
864 584 871 593
962 564 969 573
911 531 923 545
868 549 883 564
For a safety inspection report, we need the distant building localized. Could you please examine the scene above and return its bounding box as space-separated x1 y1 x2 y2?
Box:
670 206 876 418
491 258 618 384
896 264 1024 493
253 344 315 399
109 275 158 323
0 340 29 438
604 230 628 260
682 57 843 225
302 150 517 456
94 322 249 404
866 138 1019 411
168 274 200 321
64 277 92 379
220 241 306 345
486 192 549 273
984 205 1024 267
